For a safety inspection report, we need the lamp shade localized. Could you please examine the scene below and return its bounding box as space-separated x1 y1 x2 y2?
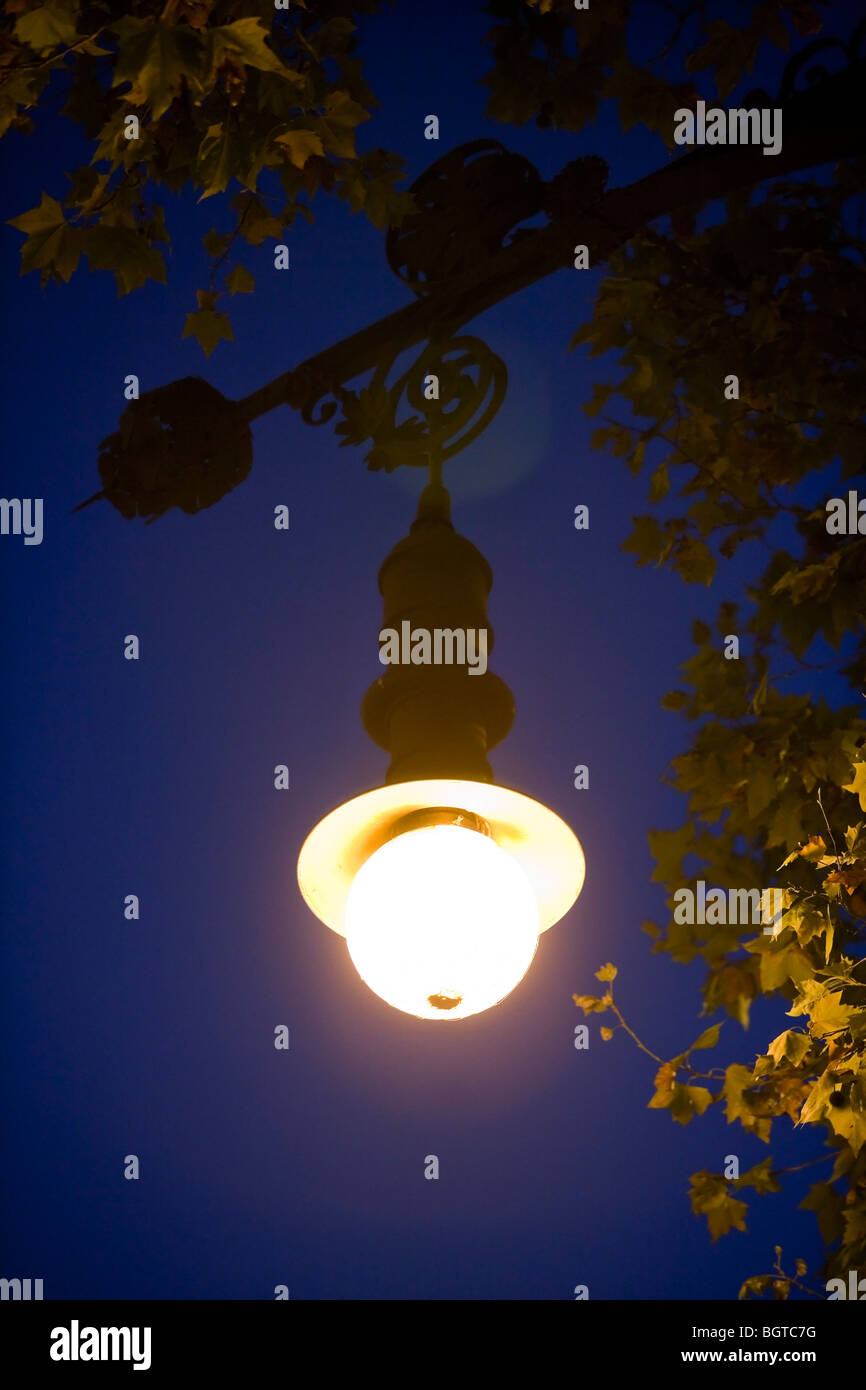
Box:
297 778 585 1021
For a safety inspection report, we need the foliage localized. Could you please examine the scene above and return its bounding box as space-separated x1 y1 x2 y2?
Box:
2 0 414 351
571 135 865 1286
480 0 865 1294
480 0 822 137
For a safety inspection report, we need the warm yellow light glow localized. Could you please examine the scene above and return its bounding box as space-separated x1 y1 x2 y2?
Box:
344 823 539 1021
297 777 585 1021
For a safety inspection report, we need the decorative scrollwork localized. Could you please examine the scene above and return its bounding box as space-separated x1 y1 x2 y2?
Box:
743 17 866 106
386 140 544 295
283 362 341 427
331 334 508 472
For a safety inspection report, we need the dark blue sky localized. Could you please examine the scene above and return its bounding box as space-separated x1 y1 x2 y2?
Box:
1 2 853 1299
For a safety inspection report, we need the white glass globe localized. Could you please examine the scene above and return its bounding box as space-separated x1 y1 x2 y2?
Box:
344 823 539 1021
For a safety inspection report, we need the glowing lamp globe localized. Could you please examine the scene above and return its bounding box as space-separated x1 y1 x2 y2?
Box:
345 820 538 1020
297 779 585 1022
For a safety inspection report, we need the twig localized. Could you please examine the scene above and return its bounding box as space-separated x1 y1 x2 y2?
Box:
1 27 109 78
817 789 840 863
607 999 664 1064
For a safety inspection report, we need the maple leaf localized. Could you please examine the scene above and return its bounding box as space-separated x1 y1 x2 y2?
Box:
183 307 233 357
14 2 78 55
273 129 325 170
707 1198 748 1240
231 193 283 246
767 1030 811 1067
197 123 262 200
111 18 206 120
674 535 716 587
207 18 303 82
226 265 254 294
8 192 83 282
689 1171 749 1239
802 991 857 1039
85 226 167 295
842 763 866 812
314 90 370 160
202 229 232 258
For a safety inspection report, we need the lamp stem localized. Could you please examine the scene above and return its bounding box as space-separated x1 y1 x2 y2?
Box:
361 485 514 785
414 445 450 526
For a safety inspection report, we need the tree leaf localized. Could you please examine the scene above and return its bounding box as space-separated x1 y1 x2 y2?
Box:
572 992 610 1015
800 1181 844 1245
14 2 78 55
691 1023 721 1051
111 18 206 120
232 193 283 246
314 89 370 159
736 1157 781 1194
842 763 866 812
622 515 668 567
274 129 325 170
197 122 263 200
208 17 303 82
689 1170 748 1239
226 264 254 294
809 991 857 1038
675 535 716 586
8 192 83 282
203 229 232 257
183 307 233 357
84 225 167 295
767 1029 811 1067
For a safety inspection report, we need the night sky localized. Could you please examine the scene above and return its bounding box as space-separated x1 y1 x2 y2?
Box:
1 1 854 1299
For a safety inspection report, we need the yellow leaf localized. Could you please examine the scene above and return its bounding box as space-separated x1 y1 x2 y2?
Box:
632 356 654 392
842 763 866 811
183 307 233 357
112 18 206 121
707 1194 748 1240
15 3 78 55
806 991 857 1038
8 192 82 282
209 17 303 81
274 129 324 170
691 1024 721 1051
226 264 254 294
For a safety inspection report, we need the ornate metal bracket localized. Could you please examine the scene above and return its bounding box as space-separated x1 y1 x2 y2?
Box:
743 17 866 105
329 334 508 472
75 20 865 523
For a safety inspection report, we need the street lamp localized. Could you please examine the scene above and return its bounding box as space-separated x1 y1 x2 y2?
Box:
298 462 585 1021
